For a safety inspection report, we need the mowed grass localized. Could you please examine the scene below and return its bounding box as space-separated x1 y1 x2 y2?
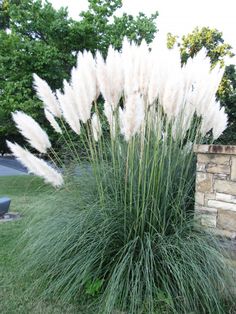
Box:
0 176 78 314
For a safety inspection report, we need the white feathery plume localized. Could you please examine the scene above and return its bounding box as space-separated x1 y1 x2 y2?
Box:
181 101 196 133
147 59 160 105
200 99 218 136
91 113 102 142
103 101 117 138
204 64 225 110
201 101 228 139
182 49 223 118
56 81 81 135
28 42 230 145
200 119 211 137
138 40 151 97
44 109 62 134
124 39 151 98
77 50 97 102
148 41 183 111
129 42 143 94
121 93 145 141
105 46 124 106
122 39 141 96
12 111 51 154
212 106 228 140
148 37 164 105
171 101 196 139
178 49 225 138
209 63 225 93
70 51 97 123
96 47 123 110
6 141 63 187
71 66 91 123
160 77 184 120
151 44 184 119
96 51 110 101
33 74 61 118
181 54 226 139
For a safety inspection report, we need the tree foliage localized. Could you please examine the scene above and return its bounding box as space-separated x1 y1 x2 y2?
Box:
0 0 158 153
167 27 236 144
217 65 236 144
179 27 234 66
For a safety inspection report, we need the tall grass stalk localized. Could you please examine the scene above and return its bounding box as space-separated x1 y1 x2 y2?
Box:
9 39 235 313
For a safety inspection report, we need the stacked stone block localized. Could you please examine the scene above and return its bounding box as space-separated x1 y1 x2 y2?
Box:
194 145 236 239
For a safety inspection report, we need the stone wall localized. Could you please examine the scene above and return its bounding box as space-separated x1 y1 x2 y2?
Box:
194 145 236 239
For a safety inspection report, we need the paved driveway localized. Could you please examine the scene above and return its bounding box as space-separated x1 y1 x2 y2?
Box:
0 157 27 176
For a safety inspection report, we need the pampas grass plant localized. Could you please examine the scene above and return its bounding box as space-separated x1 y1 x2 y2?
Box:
9 39 235 313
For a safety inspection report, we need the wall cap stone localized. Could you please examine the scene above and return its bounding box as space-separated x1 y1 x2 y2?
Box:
194 144 236 155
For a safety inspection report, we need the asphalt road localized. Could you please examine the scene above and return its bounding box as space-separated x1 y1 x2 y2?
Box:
0 157 27 176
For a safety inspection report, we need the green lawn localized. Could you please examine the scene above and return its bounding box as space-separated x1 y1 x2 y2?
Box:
0 176 78 314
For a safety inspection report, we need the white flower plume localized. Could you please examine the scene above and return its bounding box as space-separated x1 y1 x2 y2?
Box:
7 141 63 187
44 109 62 134
56 81 81 135
33 74 61 118
138 40 151 97
70 51 97 123
12 111 51 153
96 47 123 110
29 38 227 143
122 38 140 97
91 113 102 142
212 105 228 140
149 43 184 118
200 100 228 139
121 93 145 141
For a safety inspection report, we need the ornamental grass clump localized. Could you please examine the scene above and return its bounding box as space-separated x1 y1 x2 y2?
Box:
9 39 235 313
